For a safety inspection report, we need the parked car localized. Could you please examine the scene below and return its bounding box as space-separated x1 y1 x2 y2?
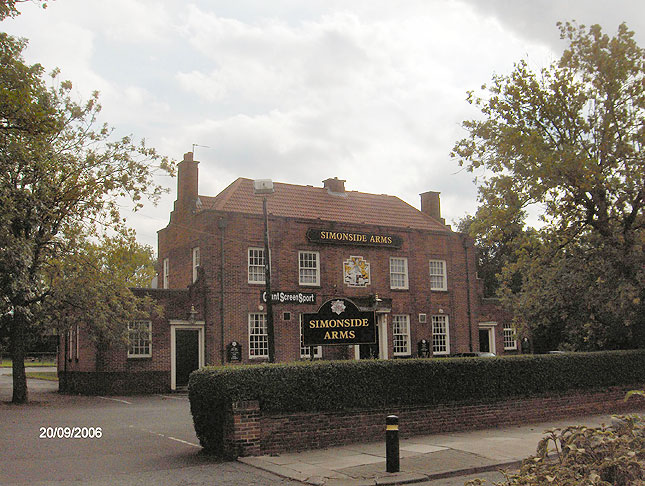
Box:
449 352 496 358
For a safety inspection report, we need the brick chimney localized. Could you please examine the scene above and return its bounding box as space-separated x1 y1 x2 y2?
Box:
420 191 445 224
177 152 199 209
323 177 346 194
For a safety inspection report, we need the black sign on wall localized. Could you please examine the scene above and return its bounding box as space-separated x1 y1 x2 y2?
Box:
418 339 431 358
227 341 242 362
303 298 376 346
260 291 316 305
307 229 403 248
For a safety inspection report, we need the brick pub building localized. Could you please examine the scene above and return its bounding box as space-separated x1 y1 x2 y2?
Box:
58 152 514 394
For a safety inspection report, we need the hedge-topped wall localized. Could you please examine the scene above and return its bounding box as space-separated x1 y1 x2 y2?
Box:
188 351 645 457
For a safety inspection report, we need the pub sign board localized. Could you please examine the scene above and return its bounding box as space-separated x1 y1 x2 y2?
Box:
303 298 376 346
307 228 402 249
261 290 316 305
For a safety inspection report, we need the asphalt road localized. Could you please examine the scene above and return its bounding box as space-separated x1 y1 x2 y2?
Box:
0 370 301 486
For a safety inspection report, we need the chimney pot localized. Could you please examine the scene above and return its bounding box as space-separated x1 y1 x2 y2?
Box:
323 177 346 194
177 151 199 209
420 191 445 224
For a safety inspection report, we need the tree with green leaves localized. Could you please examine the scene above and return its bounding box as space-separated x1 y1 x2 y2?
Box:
0 30 173 402
452 22 644 352
39 230 161 355
0 0 48 21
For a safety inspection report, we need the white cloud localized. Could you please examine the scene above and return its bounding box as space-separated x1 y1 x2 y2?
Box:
5 0 644 248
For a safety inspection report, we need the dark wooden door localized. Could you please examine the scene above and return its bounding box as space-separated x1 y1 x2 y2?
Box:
175 329 199 387
479 329 490 353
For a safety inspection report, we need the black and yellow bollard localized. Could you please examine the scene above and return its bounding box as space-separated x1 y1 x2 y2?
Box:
386 415 400 473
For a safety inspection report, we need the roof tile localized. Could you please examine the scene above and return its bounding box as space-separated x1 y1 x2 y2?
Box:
199 178 448 232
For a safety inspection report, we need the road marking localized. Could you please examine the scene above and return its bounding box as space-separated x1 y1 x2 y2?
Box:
167 436 201 448
98 396 132 405
129 425 200 448
157 394 188 400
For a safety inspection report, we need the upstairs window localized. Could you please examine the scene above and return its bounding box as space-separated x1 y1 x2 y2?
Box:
248 248 266 284
390 257 409 289
192 247 200 283
299 251 320 286
163 258 170 289
429 260 447 291
128 321 152 358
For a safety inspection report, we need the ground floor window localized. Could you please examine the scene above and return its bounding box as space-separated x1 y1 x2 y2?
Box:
299 315 322 359
248 313 268 358
432 315 450 355
392 315 410 356
503 325 517 350
128 321 152 358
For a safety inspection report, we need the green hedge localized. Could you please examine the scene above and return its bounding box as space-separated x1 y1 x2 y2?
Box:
188 350 645 453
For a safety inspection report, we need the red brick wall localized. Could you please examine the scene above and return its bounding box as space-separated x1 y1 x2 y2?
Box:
223 386 645 457
158 204 494 366
58 287 204 393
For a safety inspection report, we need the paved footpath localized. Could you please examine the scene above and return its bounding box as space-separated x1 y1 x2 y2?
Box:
241 409 645 486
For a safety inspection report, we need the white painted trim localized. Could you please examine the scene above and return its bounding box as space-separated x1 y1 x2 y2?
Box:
378 313 388 359
354 312 389 360
298 250 320 286
389 257 409 290
478 322 497 355
170 320 205 391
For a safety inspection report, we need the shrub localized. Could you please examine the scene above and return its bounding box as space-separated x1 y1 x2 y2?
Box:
467 415 645 486
188 351 645 454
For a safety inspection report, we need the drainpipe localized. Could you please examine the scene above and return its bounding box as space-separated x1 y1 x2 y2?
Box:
462 236 474 352
218 217 228 365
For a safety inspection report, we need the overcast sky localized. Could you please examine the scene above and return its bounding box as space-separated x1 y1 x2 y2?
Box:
4 1 644 250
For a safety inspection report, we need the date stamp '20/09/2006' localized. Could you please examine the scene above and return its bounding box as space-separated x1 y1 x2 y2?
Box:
39 427 102 439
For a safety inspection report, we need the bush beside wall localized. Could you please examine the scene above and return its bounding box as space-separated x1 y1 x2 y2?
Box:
188 351 645 456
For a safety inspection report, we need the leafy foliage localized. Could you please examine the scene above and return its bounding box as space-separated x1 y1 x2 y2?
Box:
467 415 645 486
189 351 645 453
38 231 160 346
452 22 645 351
0 29 173 402
0 1 49 21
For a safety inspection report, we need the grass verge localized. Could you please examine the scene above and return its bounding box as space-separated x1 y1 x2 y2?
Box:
1 360 56 368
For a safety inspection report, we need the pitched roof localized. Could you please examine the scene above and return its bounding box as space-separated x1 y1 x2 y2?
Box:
198 178 448 232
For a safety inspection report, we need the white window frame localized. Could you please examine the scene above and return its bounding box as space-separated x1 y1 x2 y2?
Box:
432 314 450 355
429 260 447 291
128 320 152 358
392 315 411 356
298 251 320 286
75 324 79 361
248 313 268 358
248 247 266 284
299 314 322 358
192 247 200 283
67 329 72 361
390 257 409 290
503 325 517 350
163 258 169 289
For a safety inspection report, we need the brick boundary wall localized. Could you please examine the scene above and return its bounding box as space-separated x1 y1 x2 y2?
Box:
224 385 645 457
